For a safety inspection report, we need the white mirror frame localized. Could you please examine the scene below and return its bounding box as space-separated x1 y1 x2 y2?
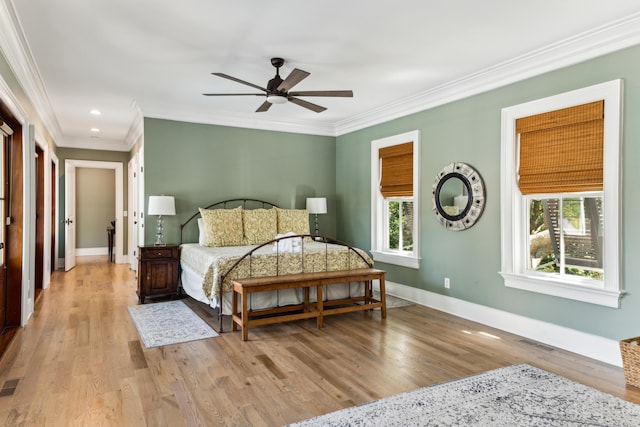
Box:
432 162 485 231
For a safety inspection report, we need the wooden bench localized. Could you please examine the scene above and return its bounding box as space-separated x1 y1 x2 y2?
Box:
231 268 386 340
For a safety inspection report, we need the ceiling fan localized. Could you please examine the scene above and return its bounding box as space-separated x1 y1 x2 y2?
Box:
203 57 353 113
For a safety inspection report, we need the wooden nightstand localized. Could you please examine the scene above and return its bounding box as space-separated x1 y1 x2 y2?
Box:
137 244 180 304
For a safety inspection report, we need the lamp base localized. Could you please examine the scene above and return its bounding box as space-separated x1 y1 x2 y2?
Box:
154 215 166 246
314 214 320 236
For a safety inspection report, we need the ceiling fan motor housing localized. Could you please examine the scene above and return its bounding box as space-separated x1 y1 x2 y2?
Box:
267 58 285 93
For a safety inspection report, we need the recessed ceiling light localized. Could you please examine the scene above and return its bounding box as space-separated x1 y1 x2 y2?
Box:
90 128 100 133
90 109 101 116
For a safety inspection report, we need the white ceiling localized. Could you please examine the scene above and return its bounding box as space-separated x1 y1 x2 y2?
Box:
3 1 640 151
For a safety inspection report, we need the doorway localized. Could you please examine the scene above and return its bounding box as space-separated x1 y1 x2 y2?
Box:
64 160 123 270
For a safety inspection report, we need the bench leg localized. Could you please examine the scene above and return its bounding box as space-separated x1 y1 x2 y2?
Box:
304 287 310 312
232 289 238 332
241 290 249 341
379 275 387 319
364 280 372 309
316 285 324 329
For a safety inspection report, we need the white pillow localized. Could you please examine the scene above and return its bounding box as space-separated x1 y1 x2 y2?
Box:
198 218 206 246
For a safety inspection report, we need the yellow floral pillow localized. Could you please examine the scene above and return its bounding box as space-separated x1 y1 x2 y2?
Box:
276 208 310 235
243 208 278 245
199 206 244 247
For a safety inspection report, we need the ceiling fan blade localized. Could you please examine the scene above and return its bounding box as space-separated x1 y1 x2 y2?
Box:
203 93 264 96
256 100 272 112
288 96 326 113
288 90 353 97
212 73 267 92
277 68 310 92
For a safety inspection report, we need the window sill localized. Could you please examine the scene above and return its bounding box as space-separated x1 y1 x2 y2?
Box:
371 251 420 269
500 272 623 308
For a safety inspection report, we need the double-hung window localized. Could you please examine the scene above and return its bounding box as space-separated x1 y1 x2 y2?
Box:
371 130 420 269
500 80 622 307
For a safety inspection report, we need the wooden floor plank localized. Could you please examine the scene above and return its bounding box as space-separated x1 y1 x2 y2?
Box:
0 255 638 426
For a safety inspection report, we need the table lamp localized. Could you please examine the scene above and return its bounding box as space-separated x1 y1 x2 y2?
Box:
148 195 175 245
306 197 327 236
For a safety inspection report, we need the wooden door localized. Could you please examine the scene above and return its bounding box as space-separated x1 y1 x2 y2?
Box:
50 160 56 271
35 146 44 295
2 112 24 327
0 124 8 329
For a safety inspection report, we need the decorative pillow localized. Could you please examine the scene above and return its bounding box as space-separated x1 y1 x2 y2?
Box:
198 206 244 247
275 208 310 235
197 218 207 246
243 208 278 245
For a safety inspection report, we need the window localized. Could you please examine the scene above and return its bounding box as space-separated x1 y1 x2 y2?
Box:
500 80 622 307
371 130 420 268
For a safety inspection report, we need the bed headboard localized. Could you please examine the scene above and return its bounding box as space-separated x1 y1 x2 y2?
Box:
180 198 279 244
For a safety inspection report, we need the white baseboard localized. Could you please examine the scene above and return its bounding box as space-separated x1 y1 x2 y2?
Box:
380 280 622 367
75 247 108 256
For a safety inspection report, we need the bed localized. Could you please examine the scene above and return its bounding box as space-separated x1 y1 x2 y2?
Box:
179 198 379 332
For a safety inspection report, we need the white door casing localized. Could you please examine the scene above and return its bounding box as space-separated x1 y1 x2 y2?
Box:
128 153 139 271
64 160 124 268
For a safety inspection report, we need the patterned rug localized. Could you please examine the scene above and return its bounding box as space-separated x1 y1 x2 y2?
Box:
128 300 219 348
288 364 640 426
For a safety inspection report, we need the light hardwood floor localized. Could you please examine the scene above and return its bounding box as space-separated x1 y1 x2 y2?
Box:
0 256 638 426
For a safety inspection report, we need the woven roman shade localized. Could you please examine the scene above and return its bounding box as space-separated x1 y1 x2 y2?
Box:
517 100 604 195
379 141 413 197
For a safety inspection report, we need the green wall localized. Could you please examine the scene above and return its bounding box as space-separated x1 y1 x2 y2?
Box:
76 168 115 248
336 44 640 341
143 118 336 245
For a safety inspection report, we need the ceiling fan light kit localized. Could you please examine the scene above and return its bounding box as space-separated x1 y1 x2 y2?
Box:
204 57 353 113
266 95 287 104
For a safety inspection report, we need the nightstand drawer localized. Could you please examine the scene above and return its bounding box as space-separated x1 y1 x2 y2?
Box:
140 246 178 260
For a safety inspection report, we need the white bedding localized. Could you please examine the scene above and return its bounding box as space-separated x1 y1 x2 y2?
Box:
180 242 372 315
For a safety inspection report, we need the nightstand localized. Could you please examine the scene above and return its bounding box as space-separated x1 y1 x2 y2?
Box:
137 244 180 304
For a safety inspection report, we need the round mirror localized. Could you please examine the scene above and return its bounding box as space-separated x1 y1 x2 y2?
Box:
432 163 485 231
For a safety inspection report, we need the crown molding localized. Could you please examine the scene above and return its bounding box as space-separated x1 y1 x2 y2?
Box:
57 136 132 152
123 99 143 150
0 1 63 142
144 107 337 137
334 12 640 136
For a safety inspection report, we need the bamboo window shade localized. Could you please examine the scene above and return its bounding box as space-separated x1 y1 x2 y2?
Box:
517 100 604 195
379 141 413 197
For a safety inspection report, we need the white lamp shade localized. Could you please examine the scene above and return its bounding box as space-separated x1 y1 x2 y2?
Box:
148 196 176 216
306 197 327 214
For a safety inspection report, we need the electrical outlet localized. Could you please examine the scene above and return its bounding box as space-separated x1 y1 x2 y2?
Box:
444 277 450 289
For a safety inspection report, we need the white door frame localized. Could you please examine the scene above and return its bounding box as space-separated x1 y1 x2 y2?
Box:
128 152 139 270
51 153 60 270
64 159 124 265
34 128 53 289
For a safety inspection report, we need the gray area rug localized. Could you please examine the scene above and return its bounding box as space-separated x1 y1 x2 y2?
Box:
288 364 640 426
128 300 219 348
375 291 414 309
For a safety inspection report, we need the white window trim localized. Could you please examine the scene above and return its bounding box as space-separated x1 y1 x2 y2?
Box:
500 79 622 308
371 130 421 269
